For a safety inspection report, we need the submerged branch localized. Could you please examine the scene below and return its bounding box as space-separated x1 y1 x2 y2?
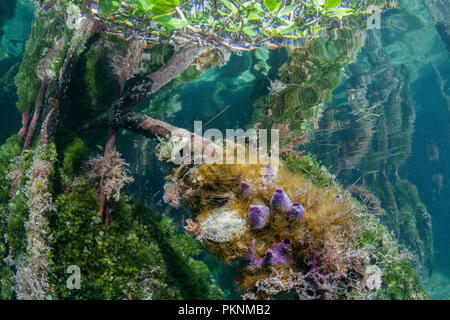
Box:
39 18 101 149
119 44 208 112
120 112 178 141
120 112 215 154
99 127 117 226
23 77 49 150
18 110 30 139
146 45 208 95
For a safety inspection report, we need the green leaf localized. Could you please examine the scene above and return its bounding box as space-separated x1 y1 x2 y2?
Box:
277 22 297 35
98 0 120 16
128 0 153 10
152 0 179 15
325 7 353 18
277 4 297 17
323 0 342 10
221 0 238 14
246 10 262 21
242 26 258 37
153 16 188 29
264 0 278 11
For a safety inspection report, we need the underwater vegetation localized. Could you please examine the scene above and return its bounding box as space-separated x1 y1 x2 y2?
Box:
0 133 224 300
252 28 367 154
303 0 450 280
160 145 426 299
0 0 435 300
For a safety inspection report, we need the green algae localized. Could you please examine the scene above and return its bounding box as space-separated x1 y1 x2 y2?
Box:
14 9 66 113
284 153 428 300
254 29 364 146
0 0 436 301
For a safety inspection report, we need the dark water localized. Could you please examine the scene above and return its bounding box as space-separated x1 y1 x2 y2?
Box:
407 64 450 298
1 0 449 299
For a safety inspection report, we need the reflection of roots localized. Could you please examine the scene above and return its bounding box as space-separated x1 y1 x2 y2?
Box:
338 121 374 171
426 144 440 161
269 122 306 159
347 185 386 217
432 174 443 195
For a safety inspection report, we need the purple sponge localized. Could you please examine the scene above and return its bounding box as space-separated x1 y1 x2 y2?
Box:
240 182 253 197
263 239 291 266
248 205 270 230
248 239 291 269
270 188 292 211
289 203 305 222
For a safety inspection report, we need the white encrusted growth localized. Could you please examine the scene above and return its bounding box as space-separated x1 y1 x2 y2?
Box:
364 265 382 292
156 129 191 164
87 149 134 202
163 174 188 208
14 150 56 300
268 79 287 95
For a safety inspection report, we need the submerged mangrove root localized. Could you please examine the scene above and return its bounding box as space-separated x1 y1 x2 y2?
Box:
23 77 49 151
18 111 30 139
11 8 101 299
87 147 134 226
90 42 207 222
99 127 117 225
14 145 56 299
